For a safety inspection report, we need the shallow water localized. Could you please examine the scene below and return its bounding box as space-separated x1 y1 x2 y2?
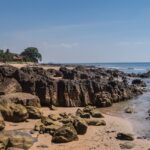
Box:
100 78 150 139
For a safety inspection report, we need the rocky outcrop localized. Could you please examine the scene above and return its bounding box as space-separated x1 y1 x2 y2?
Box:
0 78 22 95
0 65 145 108
132 79 146 87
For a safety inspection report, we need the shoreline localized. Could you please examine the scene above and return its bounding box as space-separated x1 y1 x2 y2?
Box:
5 107 150 150
0 63 150 149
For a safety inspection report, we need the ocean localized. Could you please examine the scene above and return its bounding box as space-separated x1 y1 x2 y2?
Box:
92 62 150 74
94 62 150 139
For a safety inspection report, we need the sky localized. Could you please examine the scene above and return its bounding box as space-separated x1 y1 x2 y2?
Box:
0 0 150 63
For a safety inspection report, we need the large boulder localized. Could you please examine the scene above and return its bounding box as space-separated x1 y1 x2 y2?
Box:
0 92 41 107
0 134 9 149
0 101 28 122
0 131 35 149
52 123 78 143
0 113 5 130
0 78 22 95
0 65 17 77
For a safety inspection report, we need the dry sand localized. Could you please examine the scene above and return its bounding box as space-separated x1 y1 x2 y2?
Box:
5 107 150 150
0 62 74 70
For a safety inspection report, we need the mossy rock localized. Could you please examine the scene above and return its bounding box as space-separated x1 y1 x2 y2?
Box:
0 102 28 122
52 123 78 143
26 106 43 119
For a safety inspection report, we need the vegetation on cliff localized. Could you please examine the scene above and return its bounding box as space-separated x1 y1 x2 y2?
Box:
0 47 42 63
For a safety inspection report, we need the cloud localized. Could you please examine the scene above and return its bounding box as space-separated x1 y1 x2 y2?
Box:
116 41 145 46
60 42 78 48
41 42 79 49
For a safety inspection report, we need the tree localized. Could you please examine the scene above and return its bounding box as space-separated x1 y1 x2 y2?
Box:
20 47 42 63
0 50 4 62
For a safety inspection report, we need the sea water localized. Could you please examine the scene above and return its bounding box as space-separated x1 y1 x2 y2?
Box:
93 62 150 139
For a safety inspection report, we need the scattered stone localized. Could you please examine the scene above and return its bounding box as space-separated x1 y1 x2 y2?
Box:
49 105 57 110
125 107 134 114
116 133 134 141
80 113 91 118
41 116 61 127
83 106 96 113
37 145 49 148
0 113 5 130
40 124 62 135
86 119 106 126
73 117 88 135
76 108 83 116
34 121 44 131
52 123 78 143
48 114 62 121
26 106 43 119
120 142 135 149
90 110 104 118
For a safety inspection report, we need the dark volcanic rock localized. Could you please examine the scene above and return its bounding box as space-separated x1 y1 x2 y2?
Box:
0 78 22 95
0 65 145 108
132 79 146 87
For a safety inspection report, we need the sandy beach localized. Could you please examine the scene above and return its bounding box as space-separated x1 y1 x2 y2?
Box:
4 107 150 150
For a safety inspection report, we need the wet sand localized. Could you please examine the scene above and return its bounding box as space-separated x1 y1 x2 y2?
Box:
100 89 150 139
5 107 150 150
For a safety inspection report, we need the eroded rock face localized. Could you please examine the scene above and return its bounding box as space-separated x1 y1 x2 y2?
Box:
0 78 22 95
0 65 145 108
132 79 146 87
